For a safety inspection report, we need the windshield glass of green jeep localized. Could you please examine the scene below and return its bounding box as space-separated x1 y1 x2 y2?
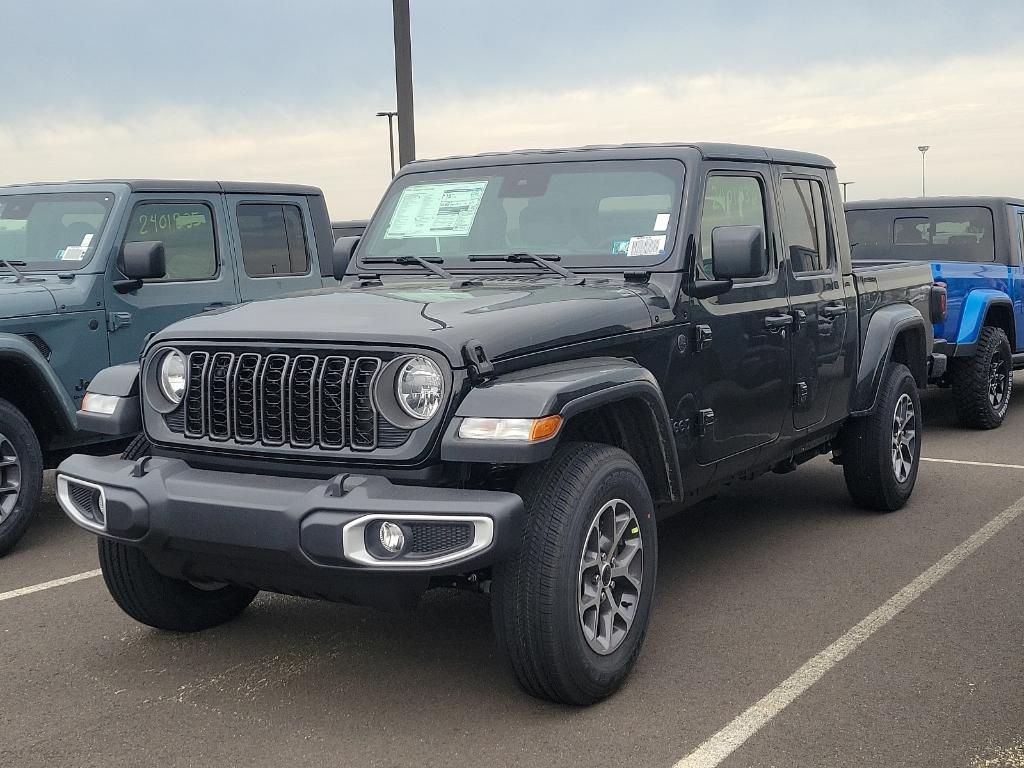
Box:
0 192 115 270
358 159 685 271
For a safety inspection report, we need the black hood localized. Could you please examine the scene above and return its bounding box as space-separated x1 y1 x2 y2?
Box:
155 279 655 365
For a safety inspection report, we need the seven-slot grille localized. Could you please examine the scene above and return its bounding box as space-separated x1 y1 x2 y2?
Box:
173 349 403 452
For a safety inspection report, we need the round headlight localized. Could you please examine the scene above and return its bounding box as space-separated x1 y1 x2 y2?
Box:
158 349 186 405
395 356 443 421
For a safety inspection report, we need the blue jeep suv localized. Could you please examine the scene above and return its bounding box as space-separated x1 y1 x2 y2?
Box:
847 197 1024 429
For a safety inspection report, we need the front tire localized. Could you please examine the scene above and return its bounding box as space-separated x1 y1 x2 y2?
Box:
840 362 921 511
491 442 657 705
0 399 43 556
98 435 257 631
950 326 1012 429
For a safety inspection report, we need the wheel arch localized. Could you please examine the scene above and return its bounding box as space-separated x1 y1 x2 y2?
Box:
440 357 683 505
0 334 78 448
850 305 929 415
956 290 1014 350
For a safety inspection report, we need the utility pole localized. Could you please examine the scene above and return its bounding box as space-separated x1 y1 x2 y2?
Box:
917 145 930 196
840 182 855 202
375 111 398 178
392 0 416 167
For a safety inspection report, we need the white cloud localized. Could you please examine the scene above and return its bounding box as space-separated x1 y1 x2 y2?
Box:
1 53 1021 216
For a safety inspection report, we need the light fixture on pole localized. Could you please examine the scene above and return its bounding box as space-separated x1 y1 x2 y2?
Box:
840 182 855 202
376 111 398 178
917 145 930 197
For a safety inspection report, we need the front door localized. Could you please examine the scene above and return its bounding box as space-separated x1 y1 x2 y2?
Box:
104 194 239 364
226 195 325 302
774 169 851 430
690 165 794 465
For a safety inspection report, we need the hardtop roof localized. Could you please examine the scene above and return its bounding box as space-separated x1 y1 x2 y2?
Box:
847 196 1024 210
0 179 324 196
403 142 835 171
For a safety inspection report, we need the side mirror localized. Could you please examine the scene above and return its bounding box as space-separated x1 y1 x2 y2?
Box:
333 236 359 280
711 225 767 280
122 241 166 280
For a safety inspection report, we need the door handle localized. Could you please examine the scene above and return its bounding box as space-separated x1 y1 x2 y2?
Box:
764 314 794 330
821 303 848 318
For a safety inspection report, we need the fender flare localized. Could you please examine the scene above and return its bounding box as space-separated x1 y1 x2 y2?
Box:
440 357 683 502
850 305 929 415
0 333 78 435
954 289 1014 352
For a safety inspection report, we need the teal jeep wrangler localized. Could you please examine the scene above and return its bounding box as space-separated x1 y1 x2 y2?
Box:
0 179 352 554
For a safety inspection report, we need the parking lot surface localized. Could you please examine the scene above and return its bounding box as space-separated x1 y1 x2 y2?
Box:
3 382 1023 768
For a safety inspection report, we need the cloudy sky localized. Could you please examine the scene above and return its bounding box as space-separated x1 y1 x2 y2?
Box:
2 1 1021 216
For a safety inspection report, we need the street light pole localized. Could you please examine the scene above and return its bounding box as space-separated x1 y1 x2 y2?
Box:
392 0 416 167
375 111 398 178
917 145 930 197
840 182 855 202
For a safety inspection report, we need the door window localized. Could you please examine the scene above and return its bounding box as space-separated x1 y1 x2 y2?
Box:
124 202 217 281
699 175 767 279
237 203 310 277
780 178 832 274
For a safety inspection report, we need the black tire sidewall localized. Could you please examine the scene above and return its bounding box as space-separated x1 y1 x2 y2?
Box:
551 452 658 694
0 399 43 554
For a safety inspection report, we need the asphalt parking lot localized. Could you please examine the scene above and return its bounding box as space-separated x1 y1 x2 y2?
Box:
3 381 1023 768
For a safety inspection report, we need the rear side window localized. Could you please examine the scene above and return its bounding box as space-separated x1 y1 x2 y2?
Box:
780 178 832 274
238 203 309 277
699 175 767 279
124 202 217 281
846 206 996 262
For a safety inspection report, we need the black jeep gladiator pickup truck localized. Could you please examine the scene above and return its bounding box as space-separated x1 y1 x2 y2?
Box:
57 143 943 705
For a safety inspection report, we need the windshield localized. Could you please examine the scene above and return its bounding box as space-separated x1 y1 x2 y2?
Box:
0 192 114 270
847 206 996 263
359 159 685 270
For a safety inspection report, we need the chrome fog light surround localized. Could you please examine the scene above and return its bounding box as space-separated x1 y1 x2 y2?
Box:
342 514 493 567
56 475 108 532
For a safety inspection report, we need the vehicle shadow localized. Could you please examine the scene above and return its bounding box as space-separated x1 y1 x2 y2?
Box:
90 460 891 766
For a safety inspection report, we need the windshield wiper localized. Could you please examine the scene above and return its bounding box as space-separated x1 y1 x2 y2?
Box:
361 255 454 281
467 253 584 285
0 258 26 282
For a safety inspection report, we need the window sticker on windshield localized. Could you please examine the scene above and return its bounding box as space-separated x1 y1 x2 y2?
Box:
612 240 630 255
384 180 488 239
653 213 670 232
626 235 666 257
60 246 87 260
80 233 94 247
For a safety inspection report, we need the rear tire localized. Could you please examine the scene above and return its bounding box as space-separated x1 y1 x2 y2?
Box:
98 436 257 631
840 362 921 512
491 442 657 705
949 326 1012 430
0 399 43 556
98 539 258 631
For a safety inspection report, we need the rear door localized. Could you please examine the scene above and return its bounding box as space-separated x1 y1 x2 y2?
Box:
774 168 853 431
104 194 239 364
689 164 794 464
226 195 324 301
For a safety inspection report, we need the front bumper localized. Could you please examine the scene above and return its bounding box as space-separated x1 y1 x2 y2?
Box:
56 453 524 606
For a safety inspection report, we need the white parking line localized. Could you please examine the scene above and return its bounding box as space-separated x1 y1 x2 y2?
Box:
922 457 1024 471
673 492 1024 768
0 569 101 603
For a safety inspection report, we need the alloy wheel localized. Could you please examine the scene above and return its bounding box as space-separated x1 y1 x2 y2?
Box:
577 498 644 655
0 432 21 523
891 393 917 483
989 355 1009 409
